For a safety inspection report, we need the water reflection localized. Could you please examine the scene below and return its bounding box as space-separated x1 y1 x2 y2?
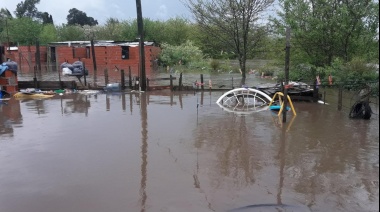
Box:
139 93 148 212
62 94 91 115
0 91 378 212
0 99 22 137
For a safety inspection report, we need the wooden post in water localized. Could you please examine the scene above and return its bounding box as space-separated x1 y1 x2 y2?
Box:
121 69 125 90
338 86 343 111
170 75 173 91
35 39 41 73
91 39 97 87
58 64 63 89
282 27 291 123
33 65 38 88
128 67 132 89
179 73 183 91
200 74 204 90
146 78 150 91
313 83 319 102
83 61 87 87
104 68 109 85
136 0 146 91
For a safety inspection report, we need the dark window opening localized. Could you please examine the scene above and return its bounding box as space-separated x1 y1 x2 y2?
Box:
86 47 91 59
121 46 129 60
50 46 56 62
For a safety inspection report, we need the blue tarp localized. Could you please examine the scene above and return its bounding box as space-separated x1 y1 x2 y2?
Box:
0 61 18 76
0 65 8 76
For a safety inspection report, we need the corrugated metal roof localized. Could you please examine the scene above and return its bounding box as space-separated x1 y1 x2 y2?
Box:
48 40 156 47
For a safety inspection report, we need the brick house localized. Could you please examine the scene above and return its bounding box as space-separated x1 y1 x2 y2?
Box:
1 40 161 77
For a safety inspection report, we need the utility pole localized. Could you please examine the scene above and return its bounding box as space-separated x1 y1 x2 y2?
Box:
36 39 41 72
91 39 97 87
282 27 290 123
136 0 146 91
5 19 10 54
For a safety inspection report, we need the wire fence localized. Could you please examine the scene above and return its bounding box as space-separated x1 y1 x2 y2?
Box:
317 82 379 117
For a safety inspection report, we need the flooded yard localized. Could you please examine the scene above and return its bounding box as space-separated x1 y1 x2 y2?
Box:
0 90 378 212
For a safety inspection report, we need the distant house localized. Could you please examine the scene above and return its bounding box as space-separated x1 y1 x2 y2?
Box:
1 40 161 77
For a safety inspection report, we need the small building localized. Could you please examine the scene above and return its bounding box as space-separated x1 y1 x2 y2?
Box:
1 40 161 77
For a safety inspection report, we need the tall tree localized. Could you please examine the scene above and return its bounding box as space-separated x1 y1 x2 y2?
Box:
8 17 42 45
56 24 86 41
0 8 13 44
40 12 53 25
14 0 41 19
274 0 379 66
39 24 57 44
67 8 98 26
185 0 274 85
0 8 13 19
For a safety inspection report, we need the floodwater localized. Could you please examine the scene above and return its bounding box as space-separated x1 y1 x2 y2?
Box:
0 88 378 212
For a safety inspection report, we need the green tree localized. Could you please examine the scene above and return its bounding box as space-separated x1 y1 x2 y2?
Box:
160 17 192 46
67 8 98 26
274 0 379 66
40 12 53 25
95 18 125 40
0 8 12 19
14 0 41 19
8 17 42 45
0 8 13 43
56 24 86 41
159 40 204 67
39 24 57 44
185 0 274 85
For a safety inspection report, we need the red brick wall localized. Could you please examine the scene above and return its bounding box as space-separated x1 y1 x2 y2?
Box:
73 47 87 59
4 46 47 68
5 44 161 78
57 46 75 64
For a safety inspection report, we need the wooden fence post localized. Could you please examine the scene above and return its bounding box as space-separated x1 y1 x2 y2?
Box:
128 67 132 89
170 75 173 91
179 73 183 91
200 74 204 90
91 39 97 87
83 61 87 87
338 85 343 111
33 66 38 88
104 68 109 85
313 82 319 102
121 69 125 90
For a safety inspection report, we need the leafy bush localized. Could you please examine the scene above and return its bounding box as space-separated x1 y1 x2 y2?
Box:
336 57 378 90
158 40 204 67
282 58 378 93
209 59 220 72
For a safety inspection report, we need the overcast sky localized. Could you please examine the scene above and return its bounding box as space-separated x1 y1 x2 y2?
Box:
1 0 193 25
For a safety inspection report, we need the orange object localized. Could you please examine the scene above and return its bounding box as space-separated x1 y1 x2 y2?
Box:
284 84 293 89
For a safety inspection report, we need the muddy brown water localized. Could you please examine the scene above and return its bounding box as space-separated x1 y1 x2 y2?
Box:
0 88 379 212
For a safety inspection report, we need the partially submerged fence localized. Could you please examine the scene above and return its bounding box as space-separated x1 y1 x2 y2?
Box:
317 81 379 118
